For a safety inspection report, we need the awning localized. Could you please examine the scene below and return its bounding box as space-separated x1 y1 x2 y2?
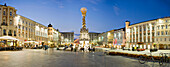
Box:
137 42 144 44
0 36 19 40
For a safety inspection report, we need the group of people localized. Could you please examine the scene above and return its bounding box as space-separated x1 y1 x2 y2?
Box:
62 44 95 52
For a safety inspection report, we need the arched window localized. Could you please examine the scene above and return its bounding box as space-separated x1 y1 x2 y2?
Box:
14 31 16 36
8 30 12 36
3 29 6 35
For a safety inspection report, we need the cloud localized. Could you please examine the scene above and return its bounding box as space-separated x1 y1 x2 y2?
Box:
92 7 97 11
113 6 120 15
82 0 101 5
54 0 64 8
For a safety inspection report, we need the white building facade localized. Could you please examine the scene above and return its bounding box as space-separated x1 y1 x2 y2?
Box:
125 17 170 49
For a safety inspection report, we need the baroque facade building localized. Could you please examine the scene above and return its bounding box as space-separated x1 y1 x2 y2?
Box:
48 24 61 46
0 4 61 46
89 32 100 44
61 32 74 45
113 28 126 48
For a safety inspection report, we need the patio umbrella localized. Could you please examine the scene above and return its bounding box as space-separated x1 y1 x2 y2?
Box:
0 36 19 40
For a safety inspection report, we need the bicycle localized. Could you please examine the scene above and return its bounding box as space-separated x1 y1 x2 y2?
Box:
138 52 155 64
159 52 170 65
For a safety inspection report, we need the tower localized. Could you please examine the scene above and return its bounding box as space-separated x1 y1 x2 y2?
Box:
48 24 53 41
79 7 90 47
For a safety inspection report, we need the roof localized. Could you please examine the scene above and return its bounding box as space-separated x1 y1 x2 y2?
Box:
48 24 52 27
89 32 101 34
130 16 170 26
61 32 74 34
114 27 125 31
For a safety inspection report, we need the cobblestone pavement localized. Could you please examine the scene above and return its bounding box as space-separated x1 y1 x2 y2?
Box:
0 48 169 67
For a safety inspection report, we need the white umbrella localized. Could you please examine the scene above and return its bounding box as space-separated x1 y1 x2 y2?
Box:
0 36 19 40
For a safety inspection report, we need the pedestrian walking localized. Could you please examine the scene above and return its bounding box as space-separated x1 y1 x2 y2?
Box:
44 44 48 51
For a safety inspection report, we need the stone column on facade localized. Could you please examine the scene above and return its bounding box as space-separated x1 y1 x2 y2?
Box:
134 27 136 47
141 25 144 48
132 28 134 48
150 23 152 49
146 24 148 49
154 23 157 49
138 25 140 47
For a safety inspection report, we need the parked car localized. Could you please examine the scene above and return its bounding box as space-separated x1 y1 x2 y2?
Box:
137 48 145 51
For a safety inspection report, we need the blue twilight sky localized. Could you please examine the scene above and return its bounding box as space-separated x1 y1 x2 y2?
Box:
0 0 170 34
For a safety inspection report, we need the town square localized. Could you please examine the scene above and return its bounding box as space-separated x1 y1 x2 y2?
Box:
0 0 169 67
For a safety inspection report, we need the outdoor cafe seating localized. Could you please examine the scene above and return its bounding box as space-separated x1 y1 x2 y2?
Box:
0 36 23 51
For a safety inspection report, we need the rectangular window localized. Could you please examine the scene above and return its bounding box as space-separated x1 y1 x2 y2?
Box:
26 22 27 25
162 25 164 29
26 27 27 30
10 12 12 16
22 26 24 30
23 21 24 24
165 31 168 35
160 38 162 41
161 31 164 35
3 11 5 15
3 29 6 35
165 38 166 41
10 20 12 25
157 26 159 30
158 32 160 35
165 25 168 29
19 25 21 29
